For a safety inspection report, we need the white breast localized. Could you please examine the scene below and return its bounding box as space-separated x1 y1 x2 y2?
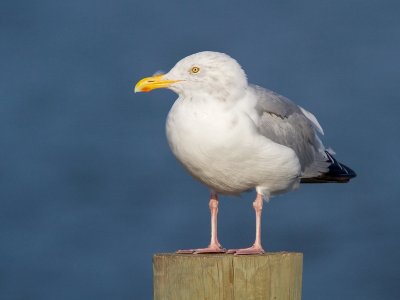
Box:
166 96 301 195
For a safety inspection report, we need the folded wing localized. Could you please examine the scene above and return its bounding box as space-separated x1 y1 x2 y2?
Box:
251 85 329 178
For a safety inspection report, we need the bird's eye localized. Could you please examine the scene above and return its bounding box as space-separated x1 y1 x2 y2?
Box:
190 66 200 74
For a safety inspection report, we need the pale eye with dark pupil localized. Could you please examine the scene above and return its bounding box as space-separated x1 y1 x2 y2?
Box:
191 67 200 74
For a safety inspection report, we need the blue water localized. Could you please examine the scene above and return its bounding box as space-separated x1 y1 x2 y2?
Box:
1 0 399 299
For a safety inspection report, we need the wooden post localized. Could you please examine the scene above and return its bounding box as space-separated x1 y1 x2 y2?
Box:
153 252 303 300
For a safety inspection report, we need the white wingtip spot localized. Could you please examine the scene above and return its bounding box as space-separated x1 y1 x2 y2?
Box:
326 147 336 155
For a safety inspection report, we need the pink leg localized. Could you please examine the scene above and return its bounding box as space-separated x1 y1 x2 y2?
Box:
228 194 265 255
176 192 226 254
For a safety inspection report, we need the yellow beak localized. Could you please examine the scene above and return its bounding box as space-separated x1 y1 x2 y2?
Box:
134 74 180 93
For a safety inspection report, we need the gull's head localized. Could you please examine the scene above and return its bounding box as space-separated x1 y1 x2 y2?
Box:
135 51 248 100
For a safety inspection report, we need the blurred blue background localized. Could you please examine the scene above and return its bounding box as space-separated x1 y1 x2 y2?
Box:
1 0 399 299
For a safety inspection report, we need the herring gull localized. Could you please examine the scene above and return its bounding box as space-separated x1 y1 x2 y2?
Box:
135 51 356 255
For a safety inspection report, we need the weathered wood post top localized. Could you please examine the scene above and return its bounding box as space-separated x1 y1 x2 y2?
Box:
154 252 303 300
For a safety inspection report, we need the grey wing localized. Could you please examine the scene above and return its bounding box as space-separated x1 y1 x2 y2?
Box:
251 85 329 177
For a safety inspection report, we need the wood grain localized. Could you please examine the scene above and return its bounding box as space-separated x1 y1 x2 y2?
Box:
153 252 302 300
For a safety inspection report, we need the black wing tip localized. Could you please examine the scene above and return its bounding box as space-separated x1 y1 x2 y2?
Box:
301 151 357 184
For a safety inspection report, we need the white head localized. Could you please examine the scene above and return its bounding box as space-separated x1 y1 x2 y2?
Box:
135 51 248 101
